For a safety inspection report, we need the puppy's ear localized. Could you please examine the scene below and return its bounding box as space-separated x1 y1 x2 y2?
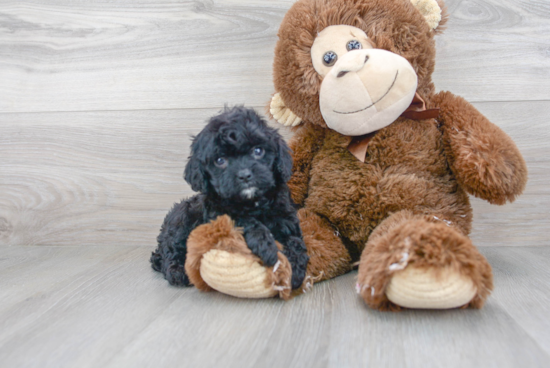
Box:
184 128 212 193
184 154 206 193
274 136 293 184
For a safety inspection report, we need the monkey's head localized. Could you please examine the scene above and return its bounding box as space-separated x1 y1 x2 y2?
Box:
270 0 447 136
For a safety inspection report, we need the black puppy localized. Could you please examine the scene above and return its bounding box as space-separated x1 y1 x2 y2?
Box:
151 106 309 290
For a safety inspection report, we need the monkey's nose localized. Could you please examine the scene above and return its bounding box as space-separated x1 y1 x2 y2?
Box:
237 169 253 183
332 50 370 78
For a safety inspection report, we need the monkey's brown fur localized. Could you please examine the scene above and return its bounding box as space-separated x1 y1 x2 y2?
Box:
270 0 527 310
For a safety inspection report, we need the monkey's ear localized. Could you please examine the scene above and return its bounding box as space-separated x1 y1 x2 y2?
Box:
184 155 207 193
269 93 302 127
410 0 447 32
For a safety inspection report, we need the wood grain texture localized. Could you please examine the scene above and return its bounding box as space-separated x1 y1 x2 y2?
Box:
433 0 550 102
0 1 548 367
483 246 550 357
468 100 550 247
0 0 549 113
0 0 291 113
0 245 548 368
1 101 548 247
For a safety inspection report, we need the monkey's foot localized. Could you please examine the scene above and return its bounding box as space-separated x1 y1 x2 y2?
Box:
185 215 293 300
357 215 493 311
385 265 477 309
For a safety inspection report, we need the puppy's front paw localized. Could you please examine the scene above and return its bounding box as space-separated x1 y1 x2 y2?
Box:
164 263 191 287
244 226 279 267
290 253 309 290
284 236 309 290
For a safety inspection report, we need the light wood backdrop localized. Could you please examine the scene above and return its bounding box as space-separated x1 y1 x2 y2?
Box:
1 0 549 247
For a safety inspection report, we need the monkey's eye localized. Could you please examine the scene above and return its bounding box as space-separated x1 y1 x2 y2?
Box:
323 51 338 66
215 157 227 168
252 147 265 158
346 40 362 51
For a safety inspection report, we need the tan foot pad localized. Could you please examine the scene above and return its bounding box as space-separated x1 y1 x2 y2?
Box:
200 249 279 299
386 265 477 309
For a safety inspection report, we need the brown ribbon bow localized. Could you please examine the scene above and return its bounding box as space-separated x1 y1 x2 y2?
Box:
347 93 440 162
400 92 440 120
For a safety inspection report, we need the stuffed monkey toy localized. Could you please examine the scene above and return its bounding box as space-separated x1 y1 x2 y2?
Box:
186 0 527 310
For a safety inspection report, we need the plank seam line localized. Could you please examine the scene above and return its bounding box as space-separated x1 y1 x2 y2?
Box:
1 99 549 115
0 106 267 115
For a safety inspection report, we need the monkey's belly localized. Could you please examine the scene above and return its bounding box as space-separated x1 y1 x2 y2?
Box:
305 162 465 244
305 162 382 244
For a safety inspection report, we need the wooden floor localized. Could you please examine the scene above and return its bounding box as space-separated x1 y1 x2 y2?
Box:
0 246 549 367
1 0 549 367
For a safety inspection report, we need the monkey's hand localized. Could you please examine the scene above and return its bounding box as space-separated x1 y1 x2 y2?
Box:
432 91 527 205
287 123 326 206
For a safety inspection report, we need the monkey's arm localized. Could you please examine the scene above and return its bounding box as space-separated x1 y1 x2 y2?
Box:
432 91 527 205
287 123 326 206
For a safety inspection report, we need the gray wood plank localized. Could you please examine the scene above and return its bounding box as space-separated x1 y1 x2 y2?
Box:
0 245 548 368
0 0 290 113
483 246 550 357
468 100 550 247
0 246 121 315
433 0 550 102
1 100 547 247
0 108 212 247
0 107 279 246
0 246 186 368
0 0 548 113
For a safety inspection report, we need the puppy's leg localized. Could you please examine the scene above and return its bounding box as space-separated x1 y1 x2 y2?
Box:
151 194 205 286
240 218 280 267
281 236 309 290
267 215 309 290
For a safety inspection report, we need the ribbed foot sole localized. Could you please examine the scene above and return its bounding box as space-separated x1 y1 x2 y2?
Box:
200 250 277 298
386 266 477 309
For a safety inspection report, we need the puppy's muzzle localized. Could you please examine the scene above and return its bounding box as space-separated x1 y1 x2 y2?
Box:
237 169 253 184
236 169 258 199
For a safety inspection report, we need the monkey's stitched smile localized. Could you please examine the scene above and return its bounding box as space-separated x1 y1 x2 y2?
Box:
333 70 399 115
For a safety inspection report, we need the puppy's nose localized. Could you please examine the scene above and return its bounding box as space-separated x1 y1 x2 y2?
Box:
237 169 252 183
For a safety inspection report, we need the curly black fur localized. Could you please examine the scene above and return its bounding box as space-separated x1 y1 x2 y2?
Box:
151 106 309 290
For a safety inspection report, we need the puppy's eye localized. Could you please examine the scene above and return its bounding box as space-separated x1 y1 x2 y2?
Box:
215 157 227 168
323 51 338 66
346 40 362 51
252 147 264 158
